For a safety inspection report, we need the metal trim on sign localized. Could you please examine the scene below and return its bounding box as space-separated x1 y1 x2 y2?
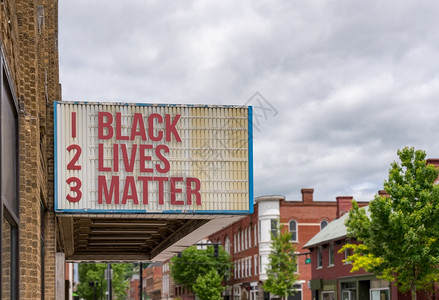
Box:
54 102 254 215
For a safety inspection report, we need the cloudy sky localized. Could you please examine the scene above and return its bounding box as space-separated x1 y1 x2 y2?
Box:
59 1 439 202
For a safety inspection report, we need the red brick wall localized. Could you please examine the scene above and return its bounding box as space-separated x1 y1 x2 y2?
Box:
1 0 60 298
209 203 260 286
279 199 339 300
310 240 369 281
130 279 140 300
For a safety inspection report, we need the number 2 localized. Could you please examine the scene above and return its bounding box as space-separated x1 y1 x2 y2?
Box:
67 144 82 170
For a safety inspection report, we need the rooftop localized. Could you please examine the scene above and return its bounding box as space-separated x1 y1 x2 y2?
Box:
303 206 369 248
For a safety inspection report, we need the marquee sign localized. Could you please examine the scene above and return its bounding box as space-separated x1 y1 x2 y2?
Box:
55 102 253 214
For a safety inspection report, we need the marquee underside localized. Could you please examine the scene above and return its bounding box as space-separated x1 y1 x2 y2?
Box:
57 214 243 262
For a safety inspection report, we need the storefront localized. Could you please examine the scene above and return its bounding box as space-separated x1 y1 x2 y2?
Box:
310 276 390 300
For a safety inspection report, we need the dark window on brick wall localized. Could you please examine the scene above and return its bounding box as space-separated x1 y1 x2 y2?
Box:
1 50 20 299
317 246 323 268
320 220 328 230
1 70 18 215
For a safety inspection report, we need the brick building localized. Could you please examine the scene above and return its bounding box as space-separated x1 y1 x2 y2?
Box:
1 0 60 299
304 160 439 300
304 209 385 300
304 200 438 300
144 262 163 299
128 274 140 300
207 190 367 300
304 208 433 300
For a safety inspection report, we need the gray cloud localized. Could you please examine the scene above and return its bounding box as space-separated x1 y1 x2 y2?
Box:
59 0 439 202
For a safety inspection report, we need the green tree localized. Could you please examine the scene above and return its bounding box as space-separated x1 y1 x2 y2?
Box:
76 263 134 300
192 269 224 300
344 147 439 300
170 245 231 293
263 221 299 300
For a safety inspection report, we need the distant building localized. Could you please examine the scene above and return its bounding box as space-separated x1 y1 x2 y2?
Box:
207 189 367 300
304 209 384 300
144 262 163 299
161 261 175 299
128 274 140 300
304 204 437 300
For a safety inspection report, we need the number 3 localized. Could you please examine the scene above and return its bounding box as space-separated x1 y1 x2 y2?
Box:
66 177 82 202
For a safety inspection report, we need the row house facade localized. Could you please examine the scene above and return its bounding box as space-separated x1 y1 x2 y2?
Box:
144 262 163 299
304 208 388 300
304 208 438 300
207 189 368 300
304 160 439 300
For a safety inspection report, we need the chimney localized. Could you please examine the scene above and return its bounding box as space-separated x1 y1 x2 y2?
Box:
336 196 353 218
301 188 314 204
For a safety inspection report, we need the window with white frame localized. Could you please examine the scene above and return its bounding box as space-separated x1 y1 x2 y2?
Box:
250 285 258 300
234 234 237 253
270 219 278 238
225 236 231 254
234 262 237 279
294 253 299 272
243 259 246 278
249 226 252 247
258 221 261 242
317 246 323 268
237 231 240 252
244 228 248 250
241 260 244 278
328 242 334 266
254 224 257 246
254 255 258 275
249 257 252 276
289 220 297 242
292 284 302 299
241 230 245 250
234 286 241 300
238 232 241 252
162 274 169 297
237 260 240 278
322 291 335 300
237 233 240 253
370 288 390 300
344 239 352 263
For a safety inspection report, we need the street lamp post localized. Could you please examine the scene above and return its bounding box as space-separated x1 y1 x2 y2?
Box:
89 281 98 300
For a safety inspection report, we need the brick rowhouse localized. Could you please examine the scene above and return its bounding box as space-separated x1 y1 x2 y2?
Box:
207 189 368 300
